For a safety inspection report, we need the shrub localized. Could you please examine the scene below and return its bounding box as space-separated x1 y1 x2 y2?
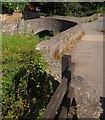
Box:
2 2 29 14
2 34 54 119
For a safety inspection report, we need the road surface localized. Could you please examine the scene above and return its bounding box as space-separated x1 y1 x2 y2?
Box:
71 16 104 97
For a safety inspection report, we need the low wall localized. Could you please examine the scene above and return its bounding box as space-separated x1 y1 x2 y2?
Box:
25 18 77 34
1 13 101 35
2 19 25 35
0 13 22 22
3 15 99 65
36 22 83 66
1 16 83 65
1 17 77 35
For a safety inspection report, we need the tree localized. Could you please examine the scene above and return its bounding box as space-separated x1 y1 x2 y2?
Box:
36 2 104 17
2 2 29 14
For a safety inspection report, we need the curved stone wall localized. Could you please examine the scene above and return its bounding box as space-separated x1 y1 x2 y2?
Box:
26 18 77 34
36 22 84 65
2 17 77 35
1 16 83 65
1 13 102 35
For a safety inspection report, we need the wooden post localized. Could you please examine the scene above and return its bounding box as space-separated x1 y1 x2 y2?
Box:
62 54 72 86
41 55 72 119
58 55 72 119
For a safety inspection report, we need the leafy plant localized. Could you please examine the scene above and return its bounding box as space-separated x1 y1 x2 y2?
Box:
1 2 105 16
2 34 54 119
39 2 104 17
2 2 29 14
96 7 104 13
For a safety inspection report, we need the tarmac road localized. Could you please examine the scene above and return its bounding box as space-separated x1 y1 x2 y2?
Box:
71 16 104 97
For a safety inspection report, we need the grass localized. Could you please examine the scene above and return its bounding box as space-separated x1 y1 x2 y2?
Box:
2 34 54 119
2 33 44 83
2 34 41 75
2 34 40 53
2 33 42 93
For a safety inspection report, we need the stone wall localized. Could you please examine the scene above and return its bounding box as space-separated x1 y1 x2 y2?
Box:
1 14 102 68
1 17 77 35
35 16 83 66
25 18 77 34
2 19 25 35
1 14 103 118
1 13 101 35
1 16 83 65
3 14 101 62
0 13 22 22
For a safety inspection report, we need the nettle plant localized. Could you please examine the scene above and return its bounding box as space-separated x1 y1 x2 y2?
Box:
2 34 54 119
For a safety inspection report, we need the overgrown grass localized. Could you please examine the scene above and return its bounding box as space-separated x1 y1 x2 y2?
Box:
2 34 40 52
2 34 54 119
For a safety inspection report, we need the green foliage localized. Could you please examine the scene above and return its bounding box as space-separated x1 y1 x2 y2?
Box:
96 7 104 13
40 35 53 41
2 34 54 119
65 2 82 16
1 2 104 16
40 2 104 17
2 2 29 14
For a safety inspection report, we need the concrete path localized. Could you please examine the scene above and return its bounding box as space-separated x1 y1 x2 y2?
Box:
70 17 104 98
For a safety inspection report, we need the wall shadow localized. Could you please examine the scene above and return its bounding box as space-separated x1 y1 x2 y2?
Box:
59 19 77 32
22 12 40 20
36 30 54 38
13 67 59 119
100 97 105 120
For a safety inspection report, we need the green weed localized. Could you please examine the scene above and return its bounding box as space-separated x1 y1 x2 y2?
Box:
2 34 54 119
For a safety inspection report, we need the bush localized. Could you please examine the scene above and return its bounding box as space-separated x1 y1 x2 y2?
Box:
40 2 104 17
2 34 54 119
96 7 104 13
2 2 29 14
